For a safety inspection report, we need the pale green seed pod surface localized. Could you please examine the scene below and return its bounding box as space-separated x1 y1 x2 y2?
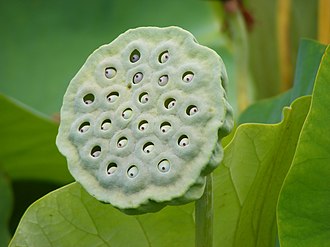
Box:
56 26 233 214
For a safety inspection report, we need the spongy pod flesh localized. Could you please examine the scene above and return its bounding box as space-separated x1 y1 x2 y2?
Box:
56 26 233 214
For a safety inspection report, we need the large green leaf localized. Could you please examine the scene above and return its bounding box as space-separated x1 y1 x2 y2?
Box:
9 182 195 247
213 96 311 247
289 39 327 101
0 172 13 247
239 39 326 124
9 96 311 247
0 0 232 116
238 90 291 124
277 46 330 246
0 94 72 184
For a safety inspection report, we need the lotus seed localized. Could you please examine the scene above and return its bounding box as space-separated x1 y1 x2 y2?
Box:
164 98 176 109
105 67 117 79
107 163 117 175
159 51 169 63
117 137 128 148
133 72 143 84
127 165 138 178
160 122 171 133
143 142 154 153
158 159 170 173
91 146 101 158
130 49 140 63
178 135 189 147
187 105 198 116
182 72 194 83
101 119 111 130
122 108 133 119
138 120 148 131
79 122 90 133
107 92 119 103
139 93 149 104
158 75 169 86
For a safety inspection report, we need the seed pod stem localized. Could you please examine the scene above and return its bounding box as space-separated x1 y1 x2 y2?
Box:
195 174 213 247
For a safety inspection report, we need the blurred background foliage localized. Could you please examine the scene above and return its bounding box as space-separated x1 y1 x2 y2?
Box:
0 0 328 115
0 0 329 245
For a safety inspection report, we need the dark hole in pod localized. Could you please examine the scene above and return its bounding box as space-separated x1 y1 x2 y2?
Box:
178 135 189 147
117 137 128 148
107 92 119 103
105 67 117 79
160 122 171 133
107 163 118 175
127 165 138 178
158 50 169 63
130 49 141 63
101 119 111 130
133 72 143 84
158 159 170 172
143 142 154 153
182 72 194 83
186 105 198 116
122 108 133 119
91 146 101 158
138 120 148 131
83 94 95 105
139 92 149 104
78 122 90 133
158 75 169 86
164 98 176 109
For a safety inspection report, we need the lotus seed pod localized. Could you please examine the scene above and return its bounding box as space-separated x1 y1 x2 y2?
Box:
56 26 233 214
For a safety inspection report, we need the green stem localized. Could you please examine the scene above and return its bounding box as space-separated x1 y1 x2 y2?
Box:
195 174 213 247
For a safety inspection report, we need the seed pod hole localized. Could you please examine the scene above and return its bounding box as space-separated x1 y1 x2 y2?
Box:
83 94 95 105
133 72 143 84
158 75 169 86
105 67 117 79
130 49 141 63
164 98 176 109
182 72 194 83
117 137 128 148
78 122 90 133
158 159 170 173
127 165 138 178
91 146 101 158
143 142 154 154
160 122 171 133
122 108 133 119
139 92 149 104
178 135 189 147
159 51 169 63
186 105 198 116
107 163 117 175
107 92 119 103
138 120 148 131
101 119 111 130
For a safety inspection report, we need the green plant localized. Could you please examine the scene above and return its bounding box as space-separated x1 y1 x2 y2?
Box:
3 38 329 247
1 1 329 247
